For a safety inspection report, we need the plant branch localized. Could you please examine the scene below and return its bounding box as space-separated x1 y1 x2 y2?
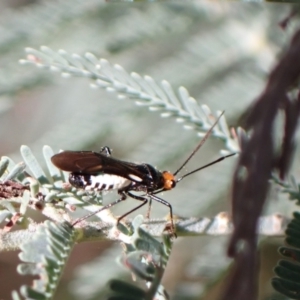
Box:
0 213 288 252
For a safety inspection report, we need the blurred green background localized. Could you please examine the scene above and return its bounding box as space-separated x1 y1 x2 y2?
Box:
0 1 297 299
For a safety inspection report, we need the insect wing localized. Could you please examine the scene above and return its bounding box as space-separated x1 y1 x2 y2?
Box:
51 151 102 172
51 151 146 183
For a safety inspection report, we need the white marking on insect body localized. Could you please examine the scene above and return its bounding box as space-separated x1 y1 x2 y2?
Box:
128 174 143 182
86 174 131 191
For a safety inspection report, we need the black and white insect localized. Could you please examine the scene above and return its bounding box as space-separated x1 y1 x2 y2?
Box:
51 112 235 235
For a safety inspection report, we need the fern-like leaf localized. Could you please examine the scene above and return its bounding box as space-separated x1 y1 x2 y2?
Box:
20 46 239 154
107 215 172 299
272 212 300 299
15 221 76 300
272 174 300 205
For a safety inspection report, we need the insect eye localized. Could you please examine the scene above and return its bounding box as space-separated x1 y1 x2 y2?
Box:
162 171 176 190
164 179 176 190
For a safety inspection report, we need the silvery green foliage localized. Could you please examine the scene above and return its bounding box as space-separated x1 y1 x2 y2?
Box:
107 215 172 300
0 157 27 223
15 221 76 300
0 3 293 299
0 145 104 229
0 145 173 300
272 174 300 205
20 47 239 154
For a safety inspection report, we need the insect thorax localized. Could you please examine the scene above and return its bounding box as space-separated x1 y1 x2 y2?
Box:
133 163 165 191
69 173 131 191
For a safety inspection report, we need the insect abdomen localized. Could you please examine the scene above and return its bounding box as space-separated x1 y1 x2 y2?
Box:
69 173 131 191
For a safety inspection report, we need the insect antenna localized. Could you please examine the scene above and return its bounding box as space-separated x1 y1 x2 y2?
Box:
176 152 236 182
173 111 225 176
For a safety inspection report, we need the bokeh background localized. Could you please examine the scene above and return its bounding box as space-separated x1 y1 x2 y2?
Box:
0 1 297 299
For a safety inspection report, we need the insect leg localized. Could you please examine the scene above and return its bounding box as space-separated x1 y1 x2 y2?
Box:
72 191 127 226
146 198 152 220
117 191 148 224
99 146 112 157
148 194 176 237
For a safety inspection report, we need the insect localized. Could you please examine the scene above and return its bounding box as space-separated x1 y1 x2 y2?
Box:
51 112 235 236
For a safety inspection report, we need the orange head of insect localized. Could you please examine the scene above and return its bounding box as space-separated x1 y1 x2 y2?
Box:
162 171 176 190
